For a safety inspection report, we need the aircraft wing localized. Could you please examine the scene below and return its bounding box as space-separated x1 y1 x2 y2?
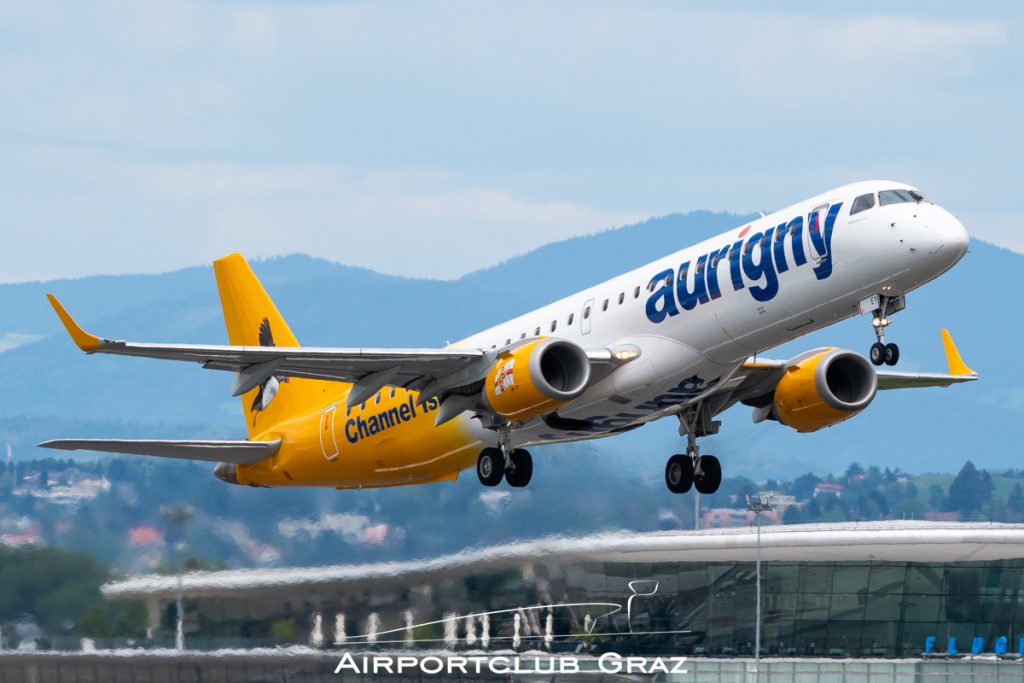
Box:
48 293 486 384
707 329 977 413
38 438 281 463
47 295 619 408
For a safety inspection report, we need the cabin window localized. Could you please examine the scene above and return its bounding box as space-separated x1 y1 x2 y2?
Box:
360 402 366 411
389 387 396 398
583 305 591 319
602 299 609 311
774 229 785 242
551 320 557 332
520 332 526 339
505 338 511 346
534 326 540 336
851 193 875 215
567 313 574 325
374 392 381 405
696 260 705 275
633 286 640 299
618 292 625 305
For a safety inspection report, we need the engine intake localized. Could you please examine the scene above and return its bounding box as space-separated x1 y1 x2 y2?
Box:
773 348 877 433
483 338 591 422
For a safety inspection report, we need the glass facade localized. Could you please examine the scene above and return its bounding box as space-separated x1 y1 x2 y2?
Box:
174 559 1024 658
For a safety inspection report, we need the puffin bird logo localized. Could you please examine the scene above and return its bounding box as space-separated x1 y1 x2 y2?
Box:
250 317 288 424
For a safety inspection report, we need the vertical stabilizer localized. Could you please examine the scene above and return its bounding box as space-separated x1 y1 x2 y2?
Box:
213 254 330 438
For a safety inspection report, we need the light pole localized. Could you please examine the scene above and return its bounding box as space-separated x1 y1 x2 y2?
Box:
746 494 773 679
160 504 193 651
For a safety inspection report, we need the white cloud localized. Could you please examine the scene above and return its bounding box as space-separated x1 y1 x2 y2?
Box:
0 333 44 352
0 148 643 282
0 3 1019 281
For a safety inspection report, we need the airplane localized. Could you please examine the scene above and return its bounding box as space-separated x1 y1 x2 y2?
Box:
42 180 977 495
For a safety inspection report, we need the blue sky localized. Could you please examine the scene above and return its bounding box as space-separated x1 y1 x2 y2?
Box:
1 1 1021 282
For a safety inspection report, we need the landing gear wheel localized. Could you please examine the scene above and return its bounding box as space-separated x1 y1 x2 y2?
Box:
665 454 694 494
505 449 533 488
694 455 722 495
477 448 504 487
870 342 886 366
884 343 900 366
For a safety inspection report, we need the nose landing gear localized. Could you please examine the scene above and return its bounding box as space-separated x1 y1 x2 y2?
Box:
666 403 722 495
866 294 904 366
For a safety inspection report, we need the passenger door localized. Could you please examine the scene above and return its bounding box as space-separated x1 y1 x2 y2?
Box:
581 298 595 335
320 404 339 461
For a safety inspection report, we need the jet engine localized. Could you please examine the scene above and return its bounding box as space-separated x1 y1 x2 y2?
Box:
483 338 591 422
773 349 877 433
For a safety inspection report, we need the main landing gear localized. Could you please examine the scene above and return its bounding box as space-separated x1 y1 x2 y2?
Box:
666 403 722 495
476 428 533 488
868 294 904 367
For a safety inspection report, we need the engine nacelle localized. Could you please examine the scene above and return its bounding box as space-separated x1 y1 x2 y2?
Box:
483 338 591 422
773 349 877 433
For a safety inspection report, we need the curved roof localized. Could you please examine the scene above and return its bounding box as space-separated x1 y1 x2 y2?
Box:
104 521 1024 600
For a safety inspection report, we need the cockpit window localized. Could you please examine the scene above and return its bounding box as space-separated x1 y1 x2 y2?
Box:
850 193 875 215
879 189 924 206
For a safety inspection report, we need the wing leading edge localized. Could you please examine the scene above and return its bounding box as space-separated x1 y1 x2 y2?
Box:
46 293 484 389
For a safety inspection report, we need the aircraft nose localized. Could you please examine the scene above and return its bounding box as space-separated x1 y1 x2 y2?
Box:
931 214 970 266
946 215 970 259
915 208 969 268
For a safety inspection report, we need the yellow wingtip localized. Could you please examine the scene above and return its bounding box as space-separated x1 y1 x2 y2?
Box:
940 329 974 376
46 294 101 352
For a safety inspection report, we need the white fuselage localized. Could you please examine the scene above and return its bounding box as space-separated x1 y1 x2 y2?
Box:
457 180 970 447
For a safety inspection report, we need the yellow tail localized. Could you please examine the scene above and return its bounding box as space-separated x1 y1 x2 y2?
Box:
213 254 332 438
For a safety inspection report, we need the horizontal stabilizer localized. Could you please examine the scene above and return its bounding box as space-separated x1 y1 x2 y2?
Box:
37 438 280 464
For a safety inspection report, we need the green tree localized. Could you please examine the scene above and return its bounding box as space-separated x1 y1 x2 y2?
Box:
793 473 822 501
0 546 145 637
944 461 993 516
844 463 865 481
1007 484 1024 515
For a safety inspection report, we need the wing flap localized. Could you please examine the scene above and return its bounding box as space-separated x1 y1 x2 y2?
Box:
38 438 281 464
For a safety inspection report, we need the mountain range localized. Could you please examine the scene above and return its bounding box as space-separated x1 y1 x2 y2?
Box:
0 211 1018 481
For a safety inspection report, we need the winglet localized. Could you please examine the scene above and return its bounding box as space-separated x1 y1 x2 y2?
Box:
46 294 101 352
940 329 975 376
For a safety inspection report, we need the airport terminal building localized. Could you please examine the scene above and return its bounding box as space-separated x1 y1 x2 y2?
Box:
104 521 1024 661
